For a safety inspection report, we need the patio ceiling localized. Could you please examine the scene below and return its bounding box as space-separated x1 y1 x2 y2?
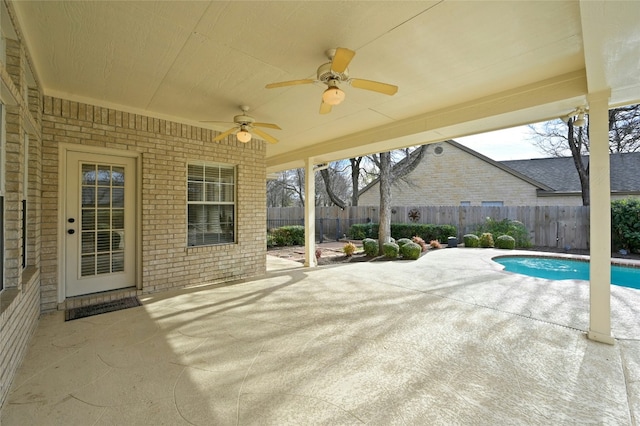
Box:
10 1 640 173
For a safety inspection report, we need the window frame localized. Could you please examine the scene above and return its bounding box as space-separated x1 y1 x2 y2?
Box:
0 103 5 291
186 161 236 247
21 131 27 269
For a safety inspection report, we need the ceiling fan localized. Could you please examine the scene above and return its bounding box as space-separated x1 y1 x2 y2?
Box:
202 105 281 144
265 47 398 114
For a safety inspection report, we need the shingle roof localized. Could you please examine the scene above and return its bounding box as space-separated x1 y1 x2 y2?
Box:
501 153 640 192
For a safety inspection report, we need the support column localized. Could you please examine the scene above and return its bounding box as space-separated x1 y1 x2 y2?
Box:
304 158 317 267
587 90 614 345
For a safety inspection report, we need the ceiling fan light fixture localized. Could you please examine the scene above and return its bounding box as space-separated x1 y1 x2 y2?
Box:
236 129 252 143
322 86 345 106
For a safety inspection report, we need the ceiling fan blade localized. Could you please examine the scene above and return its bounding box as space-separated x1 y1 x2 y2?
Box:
331 47 355 73
350 78 398 95
319 101 332 115
212 127 238 141
252 128 278 144
265 79 315 89
253 122 282 130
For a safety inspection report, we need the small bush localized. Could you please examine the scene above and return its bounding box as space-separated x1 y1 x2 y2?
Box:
383 242 399 259
400 241 422 260
363 238 379 257
412 236 428 252
343 242 357 256
315 249 322 259
495 235 516 250
474 217 532 248
396 238 412 248
463 234 479 247
479 232 494 248
429 240 442 249
269 225 305 246
266 233 276 248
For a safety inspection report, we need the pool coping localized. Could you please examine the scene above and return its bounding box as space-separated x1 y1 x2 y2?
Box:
492 252 640 269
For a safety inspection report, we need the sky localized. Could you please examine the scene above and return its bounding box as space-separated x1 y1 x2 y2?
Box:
455 126 549 161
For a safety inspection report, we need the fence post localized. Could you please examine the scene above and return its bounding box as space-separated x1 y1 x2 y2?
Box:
319 218 324 243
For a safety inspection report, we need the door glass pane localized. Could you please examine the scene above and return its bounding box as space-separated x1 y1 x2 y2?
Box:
112 188 124 208
80 162 127 277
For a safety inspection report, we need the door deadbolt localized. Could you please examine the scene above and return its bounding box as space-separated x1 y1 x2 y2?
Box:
67 229 75 235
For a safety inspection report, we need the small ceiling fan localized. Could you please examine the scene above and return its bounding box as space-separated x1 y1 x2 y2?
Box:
202 105 281 144
265 47 398 114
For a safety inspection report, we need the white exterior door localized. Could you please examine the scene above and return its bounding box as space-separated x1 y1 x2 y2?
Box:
65 151 136 297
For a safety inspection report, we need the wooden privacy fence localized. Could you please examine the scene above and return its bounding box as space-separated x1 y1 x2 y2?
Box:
267 205 591 250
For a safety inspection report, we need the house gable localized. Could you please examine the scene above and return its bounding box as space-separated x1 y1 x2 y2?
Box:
358 141 548 206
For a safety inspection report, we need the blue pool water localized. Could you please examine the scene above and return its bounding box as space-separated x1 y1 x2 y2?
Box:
494 256 640 290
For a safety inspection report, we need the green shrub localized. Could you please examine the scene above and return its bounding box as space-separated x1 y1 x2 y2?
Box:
463 234 480 247
362 238 379 257
348 223 375 240
396 238 412 248
349 223 457 243
266 233 276 248
400 241 422 260
474 217 532 248
383 242 399 259
269 226 305 246
495 235 516 250
479 232 494 248
612 198 640 253
390 223 457 243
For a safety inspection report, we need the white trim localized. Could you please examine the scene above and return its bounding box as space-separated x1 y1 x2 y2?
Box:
57 144 141 303
186 161 236 247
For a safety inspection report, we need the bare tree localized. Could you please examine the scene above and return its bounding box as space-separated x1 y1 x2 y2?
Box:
266 169 305 207
372 145 427 253
529 103 640 206
377 151 392 252
317 166 350 207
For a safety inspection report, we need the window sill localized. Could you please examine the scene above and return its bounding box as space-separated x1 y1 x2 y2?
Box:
186 242 237 252
0 288 20 315
22 266 38 287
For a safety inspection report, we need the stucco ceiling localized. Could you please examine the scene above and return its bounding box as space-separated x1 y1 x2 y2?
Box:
9 1 640 172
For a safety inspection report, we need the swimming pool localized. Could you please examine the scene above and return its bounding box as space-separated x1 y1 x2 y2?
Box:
494 256 640 290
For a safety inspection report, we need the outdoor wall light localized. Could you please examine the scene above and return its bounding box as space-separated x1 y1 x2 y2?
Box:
560 107 587 128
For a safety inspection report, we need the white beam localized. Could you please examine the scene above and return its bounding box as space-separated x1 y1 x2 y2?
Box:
304 157 316 267
267 71 587 173
587 89 614 345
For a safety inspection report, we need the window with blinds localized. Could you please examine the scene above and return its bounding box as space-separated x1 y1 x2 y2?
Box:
187 163 235 246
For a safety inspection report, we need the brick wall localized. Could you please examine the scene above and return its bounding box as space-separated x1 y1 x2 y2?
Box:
40 97 267 311
0 27 42 410
358 142 572 206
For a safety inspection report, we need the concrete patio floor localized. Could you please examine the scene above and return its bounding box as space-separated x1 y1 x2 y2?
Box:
2 248 639 425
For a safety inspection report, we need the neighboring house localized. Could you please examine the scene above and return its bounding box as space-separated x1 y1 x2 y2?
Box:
358 140 640 207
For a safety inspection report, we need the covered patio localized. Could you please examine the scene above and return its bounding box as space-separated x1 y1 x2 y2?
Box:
2 1 640 420
3 250 639 424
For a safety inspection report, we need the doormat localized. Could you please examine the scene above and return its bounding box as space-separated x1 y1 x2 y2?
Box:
65 297 141 321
